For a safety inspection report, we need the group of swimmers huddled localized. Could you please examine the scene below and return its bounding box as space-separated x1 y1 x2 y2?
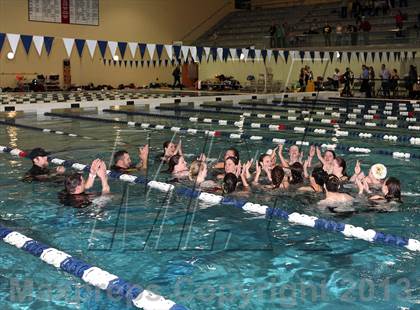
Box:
22 141 402 210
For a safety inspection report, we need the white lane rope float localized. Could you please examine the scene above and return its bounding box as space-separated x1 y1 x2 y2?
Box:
0 227 186 310
43 113 420 159
1 145 419 253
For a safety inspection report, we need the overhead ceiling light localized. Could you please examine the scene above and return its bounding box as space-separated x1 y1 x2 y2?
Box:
7 52 14 60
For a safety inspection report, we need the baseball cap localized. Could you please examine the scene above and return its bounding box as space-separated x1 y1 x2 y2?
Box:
370 163 387 180
27 148 50 160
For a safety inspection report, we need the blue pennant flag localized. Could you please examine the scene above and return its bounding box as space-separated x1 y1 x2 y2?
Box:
156 44 164 60
309 51 315 63
108 59 111 65
320 51 325 63
140 60 144 67
0 33 5 53
363 52 368 62
299 50 305 62
20 35 33 54
44 36 54 55
249 49 255 61
113 60 117 66
210 47 217 61
236 48 242 59
135 60 138 67
98 40 108 58
118 60 122 66
371 52 375 62
129 60 133 67
378 51 383 62
197 46 203 62
124 60 127 66
153 60 156 67
329 51 334 63
165 59 169 66
261 49 267 62
412 51 416 59
346 52 351 62
118 42 127 59
283 50 289 63
386 51 390 62
222 48 229 61
404 51 408 60
173 45 181 60
273 50 279 63
146 60 150 67
103 59 106 65
75 39 85 57
139 43 146 58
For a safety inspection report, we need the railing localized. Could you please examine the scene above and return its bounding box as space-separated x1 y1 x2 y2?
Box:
251 0 339 9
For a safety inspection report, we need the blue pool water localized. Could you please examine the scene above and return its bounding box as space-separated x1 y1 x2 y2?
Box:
0 107 419 309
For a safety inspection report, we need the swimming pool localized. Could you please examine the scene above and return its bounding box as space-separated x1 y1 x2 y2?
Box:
0 101 419 309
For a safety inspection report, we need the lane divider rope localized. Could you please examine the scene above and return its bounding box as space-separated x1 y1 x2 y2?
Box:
1 145 418 253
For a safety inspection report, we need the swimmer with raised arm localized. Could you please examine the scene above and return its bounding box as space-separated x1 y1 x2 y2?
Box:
111 144 149 173
316 147 336 174
319 174 353 205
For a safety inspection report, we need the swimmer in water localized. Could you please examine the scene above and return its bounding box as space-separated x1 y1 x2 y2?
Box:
158 140 183 163
316 147 336 174
299 166 329 193
168 154 190 178
110 145 149 173
332 156 349 182
350 161 386 188
213 147 240 169
23 147 66 182
59 159 110 208
319 174 353 205
278 144 302 167
356 176 402 202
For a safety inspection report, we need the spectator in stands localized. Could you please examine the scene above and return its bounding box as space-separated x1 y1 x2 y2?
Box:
269 22 277 48
408 65 418 98
390 68 400 96
390 0 395 8
347 23 359 45
359 16 371 44
342 67 354 97
341 0 349 18
361 64 372 98
395 10 404 37
335 23 344 45
276 23 286 48
380 64 391 98
399 0 407 7
299 68 306 91
351 0 362 19
323 22 333 46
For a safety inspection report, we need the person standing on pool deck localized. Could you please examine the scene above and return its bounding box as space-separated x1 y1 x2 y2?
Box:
172 65 182 90
24 147 65 182
111 145 149 173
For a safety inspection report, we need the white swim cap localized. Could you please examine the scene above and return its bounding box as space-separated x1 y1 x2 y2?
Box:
370 163 387 180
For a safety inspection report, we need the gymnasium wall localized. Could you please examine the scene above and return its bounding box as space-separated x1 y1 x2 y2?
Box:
198 51 420 90
0 0 234 88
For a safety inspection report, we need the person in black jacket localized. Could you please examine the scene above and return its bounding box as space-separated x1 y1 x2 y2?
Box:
172 65 182 90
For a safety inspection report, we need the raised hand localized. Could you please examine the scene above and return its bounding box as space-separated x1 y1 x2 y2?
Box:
96 160 108 179
89 158 101 175
309 145 315 158
354 160 361 175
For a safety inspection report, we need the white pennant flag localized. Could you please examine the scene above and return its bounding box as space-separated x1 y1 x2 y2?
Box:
314 51 320 62
164 45 173 60
181 45 189 62
304 51 310 61
242 48 249 62
146 43 156 60
128 42 137 58
189 46 197 62
229 48 236 60
279 50 285 61
108 41 118 57
204 47 211 61
86 40 97 59
33 35 44 56
255 49 261 61
266 50 272 63
7 33 20 54
217 48 223 62
62 38 75 57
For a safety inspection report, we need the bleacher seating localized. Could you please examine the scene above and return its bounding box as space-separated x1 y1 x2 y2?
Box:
196 0 420 49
